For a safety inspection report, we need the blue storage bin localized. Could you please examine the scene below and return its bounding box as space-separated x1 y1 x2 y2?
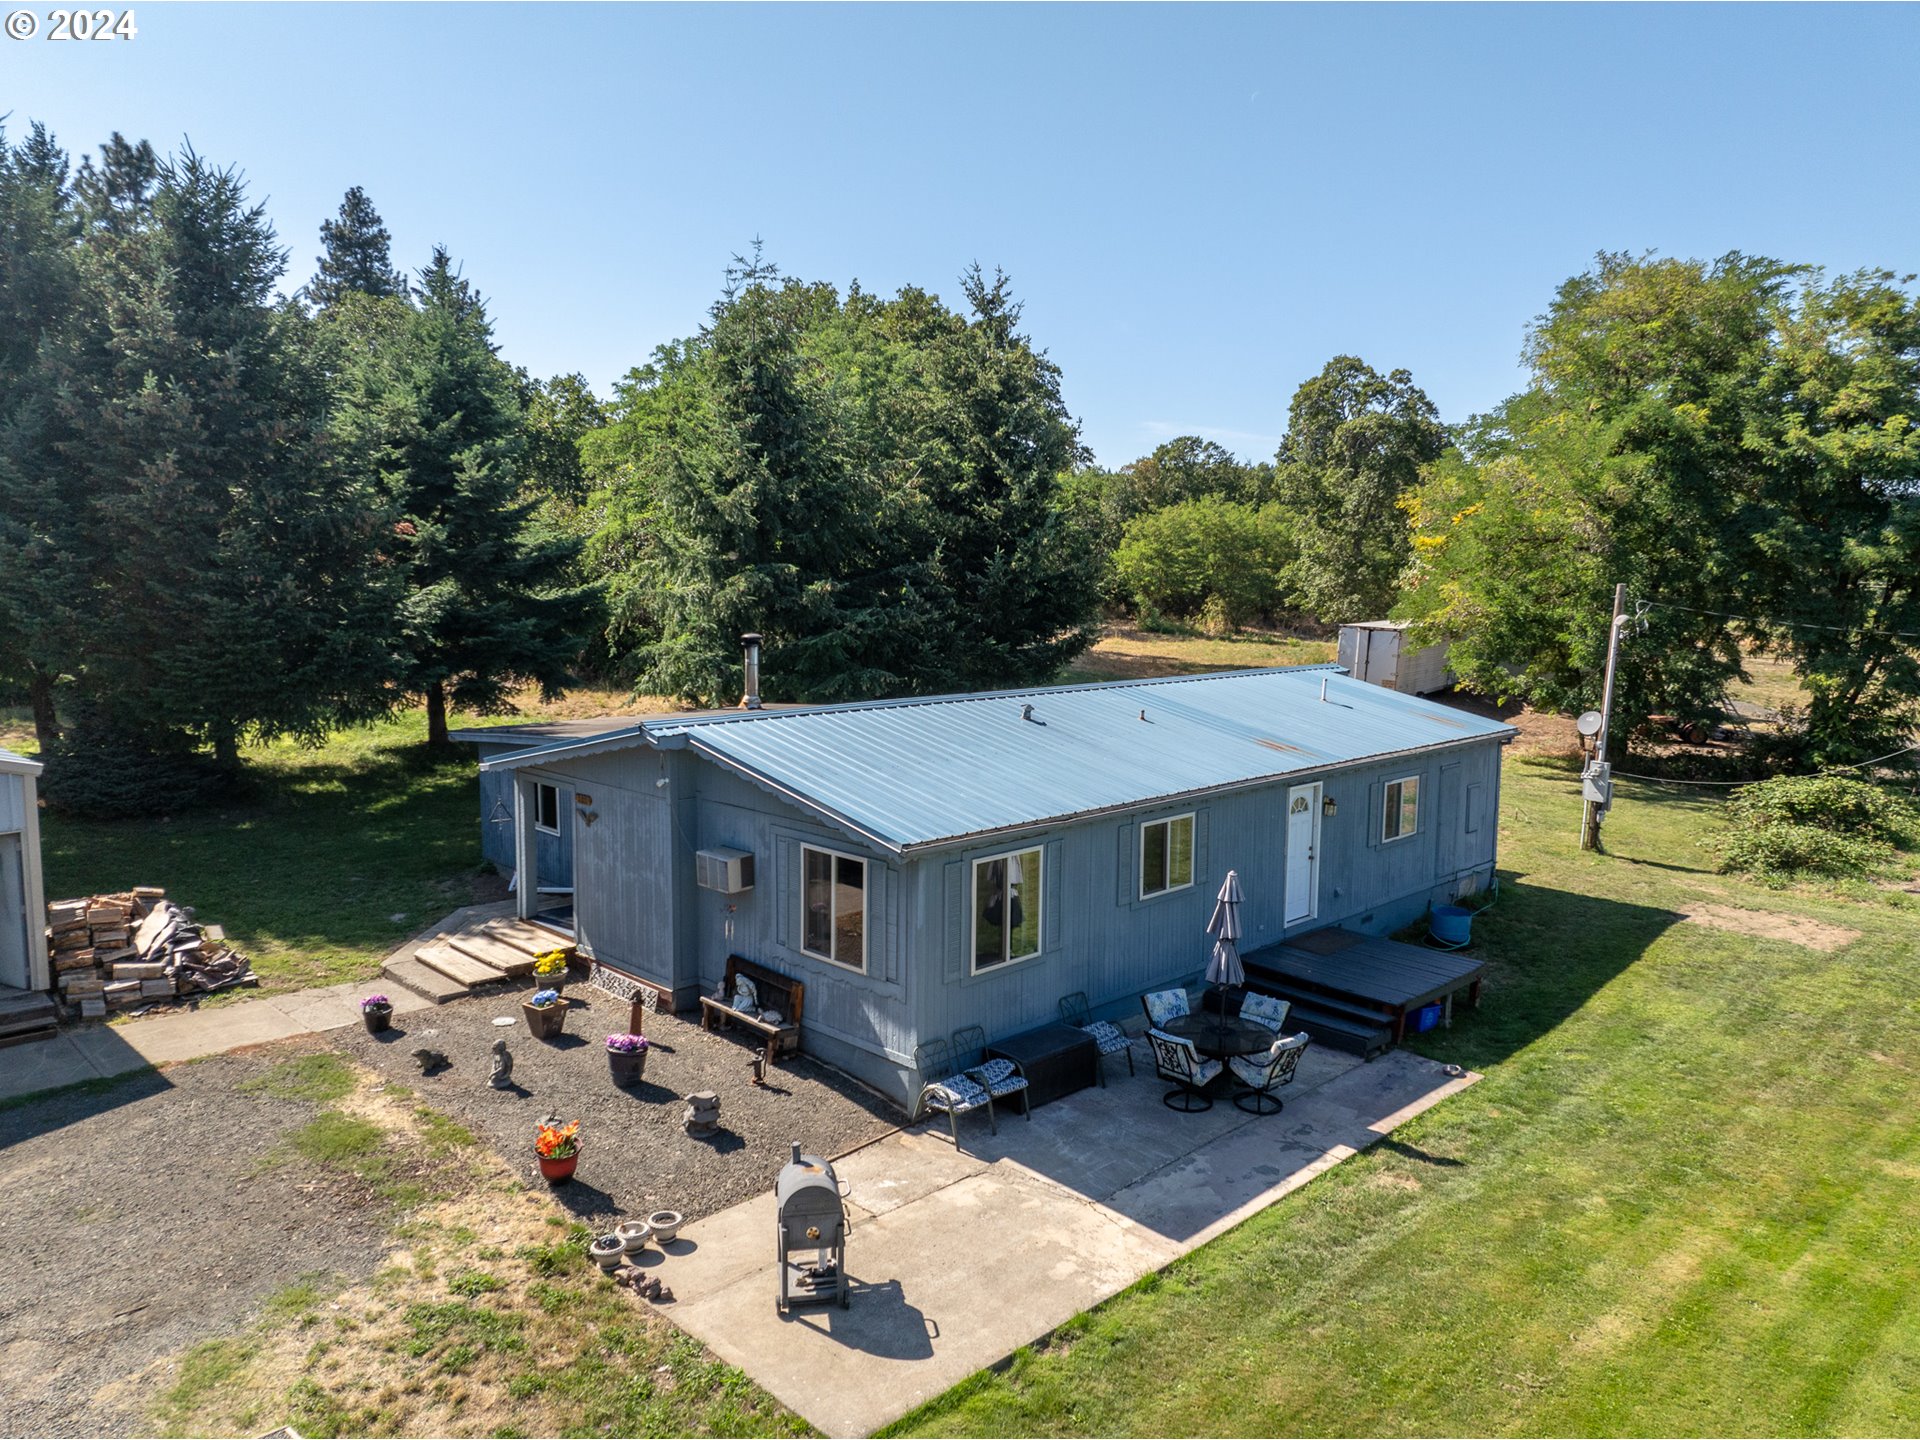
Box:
1408 1002 1443 1033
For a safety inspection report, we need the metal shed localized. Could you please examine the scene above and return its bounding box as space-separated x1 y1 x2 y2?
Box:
0 750 50 994
1337 621 1454 695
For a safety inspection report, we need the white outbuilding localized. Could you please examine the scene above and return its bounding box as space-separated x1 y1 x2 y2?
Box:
0 749 50 995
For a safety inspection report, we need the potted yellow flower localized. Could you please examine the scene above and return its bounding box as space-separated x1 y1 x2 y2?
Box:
532 949 570 992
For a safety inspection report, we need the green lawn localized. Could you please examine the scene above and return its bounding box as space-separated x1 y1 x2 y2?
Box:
894 757 1920 1437
31 714 503 995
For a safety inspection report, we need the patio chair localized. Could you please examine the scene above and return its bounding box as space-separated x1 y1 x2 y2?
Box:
1141 988 1190 1029
952 1026 1032 1122
1239 992 1292 1034
913 1037 997 1143
1058 991 1135 1083
1147 1027 1223 1112
1228 1032 1311 1115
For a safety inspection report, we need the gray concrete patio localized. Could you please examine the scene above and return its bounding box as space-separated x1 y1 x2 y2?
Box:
659 1043 1478 1436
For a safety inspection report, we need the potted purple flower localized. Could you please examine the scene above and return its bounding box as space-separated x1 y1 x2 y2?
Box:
360 993 393 1035
523 988 566 1041
606 1032 649 1085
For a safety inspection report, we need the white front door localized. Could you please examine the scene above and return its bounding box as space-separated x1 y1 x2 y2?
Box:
1284 783 1320 926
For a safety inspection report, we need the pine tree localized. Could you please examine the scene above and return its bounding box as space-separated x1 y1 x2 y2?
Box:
6 135 400 811
336 248 596 744
308 185 403 309
0 122 84 751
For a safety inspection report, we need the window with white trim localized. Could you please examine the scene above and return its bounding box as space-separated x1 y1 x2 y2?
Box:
1139 813 1195 898
1383 775 1420 842
534 782 560 834
800 845 866 971
971 846 1042 973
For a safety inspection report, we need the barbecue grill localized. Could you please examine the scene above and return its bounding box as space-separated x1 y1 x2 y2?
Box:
774 1141 850 1313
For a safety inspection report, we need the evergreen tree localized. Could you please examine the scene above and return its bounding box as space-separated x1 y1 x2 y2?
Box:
586 254 1099 703
308 185 403 309
0 122 84 751
337 248 596 744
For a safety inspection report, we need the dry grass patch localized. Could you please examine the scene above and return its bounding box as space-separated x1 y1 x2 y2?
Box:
151 1065 803 1439
1679 902 1861 953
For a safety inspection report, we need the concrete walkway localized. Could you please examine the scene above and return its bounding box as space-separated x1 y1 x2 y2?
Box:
663 1047 1477 1437
0 980 436 1102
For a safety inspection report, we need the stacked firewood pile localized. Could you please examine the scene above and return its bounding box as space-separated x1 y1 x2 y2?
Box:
47 887 256 1019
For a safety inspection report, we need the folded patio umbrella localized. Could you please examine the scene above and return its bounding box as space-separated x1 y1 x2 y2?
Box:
1205 870 1247 1039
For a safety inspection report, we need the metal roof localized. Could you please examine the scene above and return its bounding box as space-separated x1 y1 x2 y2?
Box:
483 667 1514 855
0 748 43 777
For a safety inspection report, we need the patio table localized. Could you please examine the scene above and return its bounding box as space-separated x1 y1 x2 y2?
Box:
986 1023 1100 1108
1162 1012 1272 1061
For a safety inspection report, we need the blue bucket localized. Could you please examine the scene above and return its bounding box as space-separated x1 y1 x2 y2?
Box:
1430 905 1473 947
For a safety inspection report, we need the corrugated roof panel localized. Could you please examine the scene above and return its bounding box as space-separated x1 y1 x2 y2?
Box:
645 667 1512 851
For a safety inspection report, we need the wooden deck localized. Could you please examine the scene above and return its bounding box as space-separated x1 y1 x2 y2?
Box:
1242 929 1483 1056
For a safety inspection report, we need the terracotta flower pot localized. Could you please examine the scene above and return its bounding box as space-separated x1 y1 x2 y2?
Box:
537 1150 578 1184
361 1004 393 1035
524 1003 566 1041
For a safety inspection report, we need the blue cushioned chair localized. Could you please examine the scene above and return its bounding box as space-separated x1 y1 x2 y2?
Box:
1147 1027 1223 1112
1141 988 1190 1029
1228 1032 1310 1115
1239 992 1292 1034
952 1025 1032 1122
1059 991 1134 1084
913 1037 997 1143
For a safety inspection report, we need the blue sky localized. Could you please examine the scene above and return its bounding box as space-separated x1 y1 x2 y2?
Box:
6 2 1916 465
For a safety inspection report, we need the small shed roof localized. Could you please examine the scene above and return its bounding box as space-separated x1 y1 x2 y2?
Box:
0 748 43 778
482 667 1513 854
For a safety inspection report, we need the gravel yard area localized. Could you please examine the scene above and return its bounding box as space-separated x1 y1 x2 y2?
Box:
334 984 900 1228
0 1043 404 1438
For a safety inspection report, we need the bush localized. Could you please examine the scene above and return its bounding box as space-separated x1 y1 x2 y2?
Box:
1712 774 1918 880
1112 497 1295 627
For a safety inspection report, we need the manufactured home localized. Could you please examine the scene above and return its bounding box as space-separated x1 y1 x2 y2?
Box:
468 665 1513 1106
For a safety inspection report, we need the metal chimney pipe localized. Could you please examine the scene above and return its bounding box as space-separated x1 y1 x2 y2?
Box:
741 633 763 710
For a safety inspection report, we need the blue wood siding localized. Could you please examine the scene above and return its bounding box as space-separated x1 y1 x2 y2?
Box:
0 773 26 835
488 733 1504 1107
474 744 571 888
906 739 1505 1052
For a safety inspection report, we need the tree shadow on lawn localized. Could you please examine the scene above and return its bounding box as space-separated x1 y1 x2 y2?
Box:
1405 874 1687 1074
38 742 491 972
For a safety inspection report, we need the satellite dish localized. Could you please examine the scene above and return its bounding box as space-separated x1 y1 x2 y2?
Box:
1576 710 1604 737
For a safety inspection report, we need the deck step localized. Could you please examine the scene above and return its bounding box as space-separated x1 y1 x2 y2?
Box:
1284 1002 1394 1058
446 930 540 977
0 1024 58 1049
381 955 469 1004
413 943 509 991
1247 977 1398 1029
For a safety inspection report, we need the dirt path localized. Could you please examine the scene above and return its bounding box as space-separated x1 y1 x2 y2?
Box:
0 1042 406 1437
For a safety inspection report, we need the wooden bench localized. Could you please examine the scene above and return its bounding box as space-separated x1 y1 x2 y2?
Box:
698 955 804 1066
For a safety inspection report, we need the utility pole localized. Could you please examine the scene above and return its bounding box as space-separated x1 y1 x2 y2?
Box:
1580 582 1627 852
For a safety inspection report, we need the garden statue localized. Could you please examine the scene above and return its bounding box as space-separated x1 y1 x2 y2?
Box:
411 1047 449 1074
489 1037 514 1089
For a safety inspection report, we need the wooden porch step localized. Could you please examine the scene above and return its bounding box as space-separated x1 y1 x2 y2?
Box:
1246 974 1399 1029
413 942 510 990
446 929 540 977
477 917 568 955
381 955 468 1004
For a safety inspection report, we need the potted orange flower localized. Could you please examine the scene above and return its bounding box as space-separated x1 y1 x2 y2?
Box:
535 1118 579 1184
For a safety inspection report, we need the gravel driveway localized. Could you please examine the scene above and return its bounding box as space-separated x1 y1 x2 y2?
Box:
0 1043 403 1438
335 985 901 1228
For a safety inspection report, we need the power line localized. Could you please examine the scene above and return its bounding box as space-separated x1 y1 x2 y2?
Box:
1641 598 1920 642
1611 741 1920 788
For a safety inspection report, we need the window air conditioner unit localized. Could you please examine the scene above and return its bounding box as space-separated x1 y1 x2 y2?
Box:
695 847 755 894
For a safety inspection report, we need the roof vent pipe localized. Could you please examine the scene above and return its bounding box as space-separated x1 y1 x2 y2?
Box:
741 633 763 710
1320 677 1328 702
